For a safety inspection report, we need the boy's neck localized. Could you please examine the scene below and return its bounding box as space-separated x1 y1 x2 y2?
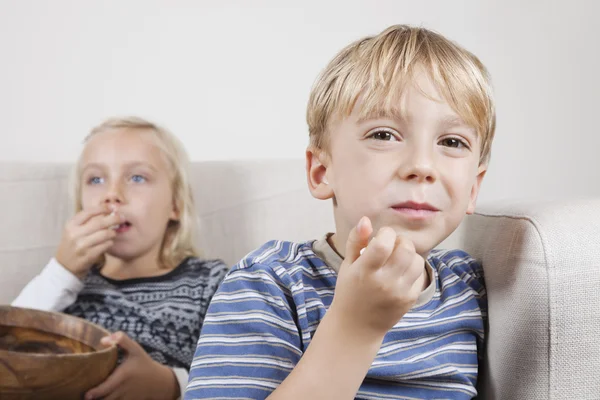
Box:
101 249 166 281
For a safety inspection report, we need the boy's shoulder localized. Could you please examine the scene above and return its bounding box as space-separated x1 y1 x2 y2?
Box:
428 248 484 285
220 239 335 307
228 240 332 286
232 240 319 273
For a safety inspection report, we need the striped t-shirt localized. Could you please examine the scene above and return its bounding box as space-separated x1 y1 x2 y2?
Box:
185 237 487 399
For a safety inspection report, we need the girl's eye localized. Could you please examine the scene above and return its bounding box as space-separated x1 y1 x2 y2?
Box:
367 129 398 141
440 137 469 149
131 174 146 183
88 176 104 185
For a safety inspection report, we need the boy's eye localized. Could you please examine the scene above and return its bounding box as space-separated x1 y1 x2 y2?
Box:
88 176 104 185
367 129 398 141
440 137 468 149
131 174 146 183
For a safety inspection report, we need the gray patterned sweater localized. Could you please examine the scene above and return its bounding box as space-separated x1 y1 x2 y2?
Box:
63 257 228 369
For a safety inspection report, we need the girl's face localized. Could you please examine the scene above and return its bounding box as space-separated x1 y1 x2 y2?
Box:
79 128 177 264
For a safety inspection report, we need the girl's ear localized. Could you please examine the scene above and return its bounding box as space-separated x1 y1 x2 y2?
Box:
170 197 181 221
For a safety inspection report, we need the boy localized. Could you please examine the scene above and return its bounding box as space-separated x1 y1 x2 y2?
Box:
185 24 495 399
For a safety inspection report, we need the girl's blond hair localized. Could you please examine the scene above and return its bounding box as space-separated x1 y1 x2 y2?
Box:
71 116 198 269
307 24 496 165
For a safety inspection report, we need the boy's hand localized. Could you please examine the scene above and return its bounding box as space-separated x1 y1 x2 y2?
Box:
84 331 180 400
55 205 122 279
330 216 426 339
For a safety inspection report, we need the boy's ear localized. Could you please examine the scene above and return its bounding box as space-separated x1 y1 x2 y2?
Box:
466 164 487 215
306 147 334 200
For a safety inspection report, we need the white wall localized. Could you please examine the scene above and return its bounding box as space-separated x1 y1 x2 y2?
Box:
1 0 599 204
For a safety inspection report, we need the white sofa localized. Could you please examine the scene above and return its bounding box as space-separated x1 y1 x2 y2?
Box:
1 160 599 399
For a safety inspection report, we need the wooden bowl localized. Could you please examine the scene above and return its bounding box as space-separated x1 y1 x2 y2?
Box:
0 305 118 400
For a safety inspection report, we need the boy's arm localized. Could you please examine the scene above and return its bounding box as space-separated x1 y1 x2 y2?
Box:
266 306 385 400
184 263 381 400
11 257 84 311
186 219 426 400
266 222 424 400
184 264 304 399
267 221 427 399
184 262 382 400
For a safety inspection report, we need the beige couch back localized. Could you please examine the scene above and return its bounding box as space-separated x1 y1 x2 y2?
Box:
1 160 599 399
0 160 335 303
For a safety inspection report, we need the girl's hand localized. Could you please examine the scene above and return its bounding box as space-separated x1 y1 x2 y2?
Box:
84 331 180 400
55 205 122 279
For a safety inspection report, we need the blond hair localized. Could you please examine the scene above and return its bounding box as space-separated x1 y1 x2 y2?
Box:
72 116 198 269
307 24 496 164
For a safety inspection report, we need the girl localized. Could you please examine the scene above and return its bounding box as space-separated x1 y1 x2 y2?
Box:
13 117 228 400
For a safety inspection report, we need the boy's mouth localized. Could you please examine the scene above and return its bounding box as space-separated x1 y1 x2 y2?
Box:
391 201 439 218
392 201 439 211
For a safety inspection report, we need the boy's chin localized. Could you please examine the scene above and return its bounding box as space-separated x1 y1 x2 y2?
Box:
386 227 448 256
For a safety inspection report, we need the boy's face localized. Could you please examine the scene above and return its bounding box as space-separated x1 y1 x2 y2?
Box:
79 128 177 263
307 72 486 256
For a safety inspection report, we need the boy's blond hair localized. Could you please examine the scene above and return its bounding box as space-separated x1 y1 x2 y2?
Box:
72 116 198 269
307 24 496 165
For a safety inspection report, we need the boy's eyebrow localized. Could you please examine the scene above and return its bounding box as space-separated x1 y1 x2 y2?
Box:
355 111 475 135
356 108 405 124
439 115 470 129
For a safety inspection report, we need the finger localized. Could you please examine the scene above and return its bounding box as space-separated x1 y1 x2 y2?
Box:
70 205 111 226
76 228 116 250
394 237 426 285
84 366 124 400
83 238 115 262
103 390 125 400
404 253 427 286
358 226 397 271
101 331 145 356
343 216 372 264
76 212 122 237
382 235 418 277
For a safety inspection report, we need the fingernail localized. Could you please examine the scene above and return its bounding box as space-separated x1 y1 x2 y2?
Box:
101 334 116 344
357 216 367 231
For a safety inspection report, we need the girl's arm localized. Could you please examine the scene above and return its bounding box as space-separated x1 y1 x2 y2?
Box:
11 258 84 311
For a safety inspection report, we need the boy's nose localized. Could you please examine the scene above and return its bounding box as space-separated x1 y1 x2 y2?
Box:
398 148 437 184
402 164 436 183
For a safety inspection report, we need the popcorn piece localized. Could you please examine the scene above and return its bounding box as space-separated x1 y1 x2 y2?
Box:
109 207 120 230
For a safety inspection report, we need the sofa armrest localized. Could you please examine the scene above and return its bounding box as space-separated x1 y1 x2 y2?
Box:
453 198 600 399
